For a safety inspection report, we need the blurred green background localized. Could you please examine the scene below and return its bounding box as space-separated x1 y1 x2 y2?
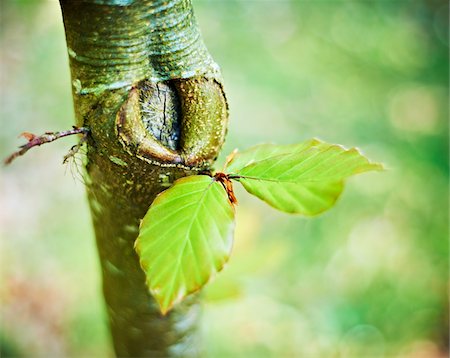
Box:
0 0 448 357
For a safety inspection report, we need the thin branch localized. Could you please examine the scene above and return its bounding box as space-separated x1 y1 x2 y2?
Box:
63 132 88 164
4 126 89 165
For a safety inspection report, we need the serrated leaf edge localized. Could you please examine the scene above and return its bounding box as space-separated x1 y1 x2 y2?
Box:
135 175 235 315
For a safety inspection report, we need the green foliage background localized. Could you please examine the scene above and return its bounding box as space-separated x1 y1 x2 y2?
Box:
0 0 448 356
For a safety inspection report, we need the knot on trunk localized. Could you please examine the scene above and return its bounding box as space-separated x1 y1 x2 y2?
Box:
116 77 228 169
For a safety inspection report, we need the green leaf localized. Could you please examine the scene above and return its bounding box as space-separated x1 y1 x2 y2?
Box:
135 175 235 314
231 140 383 215
226 138 322 173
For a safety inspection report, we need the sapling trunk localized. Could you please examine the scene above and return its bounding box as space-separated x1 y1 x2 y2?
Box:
59 1 228 356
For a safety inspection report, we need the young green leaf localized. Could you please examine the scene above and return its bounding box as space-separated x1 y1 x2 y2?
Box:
230 141 383 215
135 175 235 314
226 138 322 173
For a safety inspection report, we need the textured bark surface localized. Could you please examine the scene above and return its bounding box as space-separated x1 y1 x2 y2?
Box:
59 1 228 356
60 0 219 94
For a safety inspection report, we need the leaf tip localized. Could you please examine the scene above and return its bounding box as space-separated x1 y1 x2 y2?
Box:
152 287 186 316
368 163 385 173
153 297 171 316
310 137 324 146
158 304 171 316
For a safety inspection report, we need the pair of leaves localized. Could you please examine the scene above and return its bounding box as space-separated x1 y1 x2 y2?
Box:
135 139 383 314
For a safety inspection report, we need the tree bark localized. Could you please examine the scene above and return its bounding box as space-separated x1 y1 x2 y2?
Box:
59 1 228 356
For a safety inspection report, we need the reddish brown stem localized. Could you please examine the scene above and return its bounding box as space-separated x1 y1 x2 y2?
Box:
4 126 89 165
214 172 238 205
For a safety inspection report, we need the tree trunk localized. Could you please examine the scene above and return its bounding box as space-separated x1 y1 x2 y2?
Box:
59 1 228 356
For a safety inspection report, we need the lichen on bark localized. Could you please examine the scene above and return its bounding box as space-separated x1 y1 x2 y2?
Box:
59 0 228 356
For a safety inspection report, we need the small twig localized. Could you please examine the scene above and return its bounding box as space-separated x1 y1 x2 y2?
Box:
63 132 89 164
4 126 89 165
